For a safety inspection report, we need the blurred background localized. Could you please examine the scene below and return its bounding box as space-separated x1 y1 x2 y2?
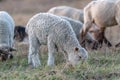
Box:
0 0 120 46
0 0 91 25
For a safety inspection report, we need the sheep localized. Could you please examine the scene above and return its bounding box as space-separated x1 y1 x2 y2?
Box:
81 0 120 47
14 25 28 42
48 6 84 23
26 13 88 67
60 16 98 49
0 11 16 61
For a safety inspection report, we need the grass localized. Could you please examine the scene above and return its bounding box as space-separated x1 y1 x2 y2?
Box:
0 0 120 79
0 43 120 80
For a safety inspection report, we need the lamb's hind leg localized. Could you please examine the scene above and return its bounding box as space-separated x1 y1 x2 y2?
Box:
28 35 41 67
47 35 57 66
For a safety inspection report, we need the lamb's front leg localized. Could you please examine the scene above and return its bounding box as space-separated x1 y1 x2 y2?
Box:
28 35 41 67
47 35 57 66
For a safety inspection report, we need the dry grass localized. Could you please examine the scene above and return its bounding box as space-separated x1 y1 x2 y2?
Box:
0 43 120 80
0 0 120 80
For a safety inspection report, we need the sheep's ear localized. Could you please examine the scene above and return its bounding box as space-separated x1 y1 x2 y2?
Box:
74 47 79 52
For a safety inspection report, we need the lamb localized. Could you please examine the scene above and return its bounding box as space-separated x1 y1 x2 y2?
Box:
81 0 120 47
26 13 88 67
0 11 15 61
48 6 84 22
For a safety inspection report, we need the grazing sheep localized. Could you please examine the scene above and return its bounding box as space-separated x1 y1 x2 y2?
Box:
14 25 28 42
26 13 88 67
81 0 120 47
0 11 15 61
48 6 84 22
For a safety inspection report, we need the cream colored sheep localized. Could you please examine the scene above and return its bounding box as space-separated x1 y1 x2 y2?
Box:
48 6 84 22
81 0 120 47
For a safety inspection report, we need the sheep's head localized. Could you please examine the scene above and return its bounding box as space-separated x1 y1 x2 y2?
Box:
81 39 99 50
68 47 88 66
14 26 27 42
0 47 16 61
89 27 104 49
80 23 99 41
80 24 100 49
14 29 20 41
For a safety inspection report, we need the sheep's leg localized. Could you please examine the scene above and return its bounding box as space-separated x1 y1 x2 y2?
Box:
91 40 99 50
9 37 13 47
103 36 112 47
28 35 41 67
9 32 14 47
47 35 56 66
93 29 103 48
97 31 112 47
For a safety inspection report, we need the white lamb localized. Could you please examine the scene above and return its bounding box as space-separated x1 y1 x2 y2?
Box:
26 13 88 67
0 11 15 61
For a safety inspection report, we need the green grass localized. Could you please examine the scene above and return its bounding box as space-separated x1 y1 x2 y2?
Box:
0 44 120 80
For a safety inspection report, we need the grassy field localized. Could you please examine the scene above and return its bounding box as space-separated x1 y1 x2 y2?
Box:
0 43 120 80
0 0 120 80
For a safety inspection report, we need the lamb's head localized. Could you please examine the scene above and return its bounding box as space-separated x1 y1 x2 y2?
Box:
0 47 16 61
68 47 88 66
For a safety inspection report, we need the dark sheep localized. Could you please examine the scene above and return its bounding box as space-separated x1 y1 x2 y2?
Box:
14 25 27 42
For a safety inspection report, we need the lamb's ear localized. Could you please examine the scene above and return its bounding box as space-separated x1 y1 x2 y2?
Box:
74 47 79 52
